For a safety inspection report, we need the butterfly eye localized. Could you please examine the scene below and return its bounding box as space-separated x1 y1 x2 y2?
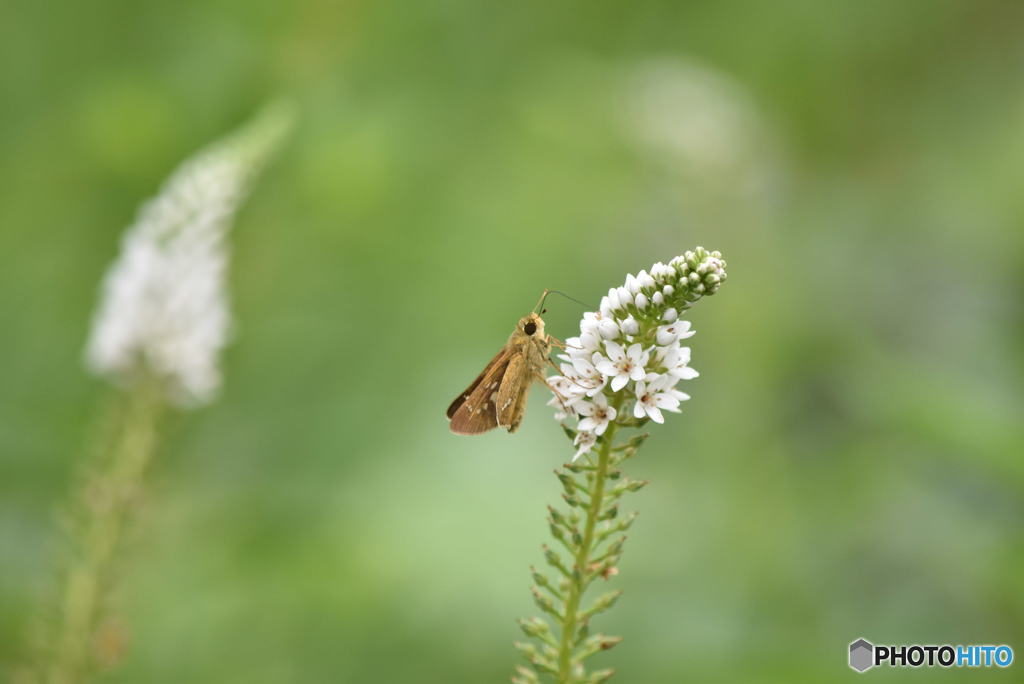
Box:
524 321 537 335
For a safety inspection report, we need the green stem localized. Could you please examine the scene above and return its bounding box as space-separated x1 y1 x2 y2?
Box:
45 375 165 684
555 394 624 683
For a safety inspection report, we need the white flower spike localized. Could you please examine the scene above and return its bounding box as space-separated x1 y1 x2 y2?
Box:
84 102 293 407
548 247 727 450
523 247 727 682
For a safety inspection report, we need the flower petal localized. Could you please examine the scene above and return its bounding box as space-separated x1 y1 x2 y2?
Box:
604 340 624 362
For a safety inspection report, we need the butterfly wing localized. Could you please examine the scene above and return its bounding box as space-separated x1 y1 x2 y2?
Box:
446 346 509 419
448 347 512 435
496 352 528 432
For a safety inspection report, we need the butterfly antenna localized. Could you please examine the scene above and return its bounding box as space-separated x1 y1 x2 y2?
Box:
535 289 589 313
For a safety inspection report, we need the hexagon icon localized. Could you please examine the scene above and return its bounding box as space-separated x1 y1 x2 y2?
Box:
849 638 874 672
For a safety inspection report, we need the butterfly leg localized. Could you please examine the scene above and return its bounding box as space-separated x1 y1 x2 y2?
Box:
547 335 584 352
545 358 598 396
537 370 578 417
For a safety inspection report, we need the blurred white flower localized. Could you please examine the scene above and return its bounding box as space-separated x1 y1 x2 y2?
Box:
85 102 292 406
619 58 779 200
623 59 755 172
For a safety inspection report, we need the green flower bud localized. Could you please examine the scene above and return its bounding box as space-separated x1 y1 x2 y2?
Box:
616 511 639 532
542 545 571 578
575 621 590 646
512 665 540 684
547 505 567 526
514 641 538 660
580 590 623 621
531 567 563 600
531 587 561 619
517 616 550 639
562 493 583 508
586 668 616 683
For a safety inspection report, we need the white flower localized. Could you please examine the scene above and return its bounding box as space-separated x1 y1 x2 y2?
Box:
633 374 689 424
657 344 699 381
612 287 626 307
566 331 601 359
566 356 608 397
617 287 632 308
573 430 597 461
637 270 656 289
651 262 674 279
546 393 572 421
634 293 649 309
546 375 589 420
604 288 624 313
662 307 678 322
655 320 695 346
624 273 641 295
619 315 640 336
576 394 618 436
593 341 649 392
560 333 601 371
553 369 589 401
547 400 569 421
84 103 292 407
597 318 619 340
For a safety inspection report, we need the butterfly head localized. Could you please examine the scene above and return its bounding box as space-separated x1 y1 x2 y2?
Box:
519 312 545 337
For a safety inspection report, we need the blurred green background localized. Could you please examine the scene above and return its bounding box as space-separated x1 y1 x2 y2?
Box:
2 1 1023 682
